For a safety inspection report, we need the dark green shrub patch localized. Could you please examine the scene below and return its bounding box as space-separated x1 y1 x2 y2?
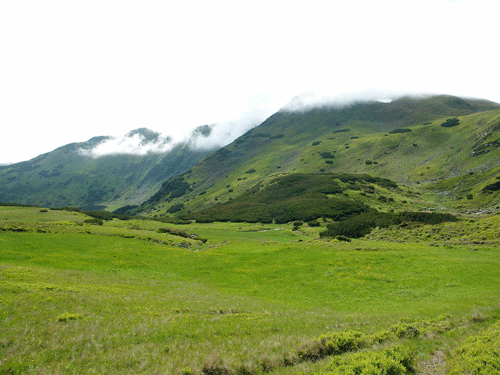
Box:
335 174 398 189
320 152 335 159
389 128 412 134
312 141 322 146
307 219 321 227
482 180 500 193
187 173 402 223
0 202 39 208
320 211 458 238
113 205 138 215
332 128 350 133
167 203 185 213
188 176 373 223
148 176 191 204
84 218 103 226
245 169 256 174
441 117 460 127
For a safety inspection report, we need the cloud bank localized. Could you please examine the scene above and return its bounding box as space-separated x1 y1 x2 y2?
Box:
79 115 265 158
78 90 432 158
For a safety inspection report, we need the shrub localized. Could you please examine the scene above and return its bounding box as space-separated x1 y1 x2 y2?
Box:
39 209 48 213
307 219 321 227
84 218 103 226
447 321 500 374
324 346 415 375
320 152 335 159
389 128 412 133
390 323 421 338
245 169 256 174
441 118 460 127
320 211 458 238
167 203 184 213
148 176 190 204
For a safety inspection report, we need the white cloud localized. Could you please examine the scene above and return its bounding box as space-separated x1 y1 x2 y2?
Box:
1 0 499 163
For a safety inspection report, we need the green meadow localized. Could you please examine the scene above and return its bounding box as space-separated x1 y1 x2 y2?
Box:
1 206 500 374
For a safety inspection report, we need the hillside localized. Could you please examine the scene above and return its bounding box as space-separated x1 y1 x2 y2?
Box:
137 95 500 217
0 128 215 210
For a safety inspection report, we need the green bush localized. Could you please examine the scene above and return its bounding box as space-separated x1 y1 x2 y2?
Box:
441 118 460 127
187 174 380 224
84 218 103 226
307 219 321 227
320 211 458 238
320 152 335 159
323 346 415 375
389 323 421 338
167 203 184 213
447 321 500 374
389 128 412 134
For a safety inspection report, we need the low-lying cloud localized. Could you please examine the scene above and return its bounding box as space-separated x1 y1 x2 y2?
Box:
79 117 264 158
78 90 428 158
281 89 421 112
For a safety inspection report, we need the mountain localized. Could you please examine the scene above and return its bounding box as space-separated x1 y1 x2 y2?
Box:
136 95 500 217
0 127 216 210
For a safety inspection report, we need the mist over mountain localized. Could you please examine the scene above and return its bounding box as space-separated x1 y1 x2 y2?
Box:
0 128 218 210
2 94 500 216
137 94 500 217
77 116 265 159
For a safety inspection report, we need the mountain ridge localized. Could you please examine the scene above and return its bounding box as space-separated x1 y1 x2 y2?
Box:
136 95 500 217
0 128 216 210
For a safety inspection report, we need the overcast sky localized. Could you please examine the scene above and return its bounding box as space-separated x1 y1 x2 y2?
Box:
1 0 499 164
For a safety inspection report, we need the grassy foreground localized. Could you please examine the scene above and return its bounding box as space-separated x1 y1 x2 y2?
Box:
1 206 500 374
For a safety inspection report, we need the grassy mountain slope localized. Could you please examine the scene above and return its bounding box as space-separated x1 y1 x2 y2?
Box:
0 133 213 210
138 95 500 217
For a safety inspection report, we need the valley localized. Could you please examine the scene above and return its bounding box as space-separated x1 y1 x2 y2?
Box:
1 205 499 374
1 95 500 374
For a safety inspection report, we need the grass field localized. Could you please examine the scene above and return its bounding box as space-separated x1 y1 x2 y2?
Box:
1 206 500 374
